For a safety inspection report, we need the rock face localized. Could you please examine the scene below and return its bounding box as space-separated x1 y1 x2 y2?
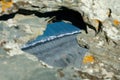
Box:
80 0 120 21
0 0 120 80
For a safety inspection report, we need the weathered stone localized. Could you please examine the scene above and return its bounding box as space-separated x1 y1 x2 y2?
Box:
0 0 120 79
103 19 120 41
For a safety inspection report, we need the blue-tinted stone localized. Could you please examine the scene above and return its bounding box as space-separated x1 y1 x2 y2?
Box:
22 22 88 68
22 22 80 48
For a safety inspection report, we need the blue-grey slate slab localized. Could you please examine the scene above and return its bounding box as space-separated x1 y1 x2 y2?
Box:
22 22 88 68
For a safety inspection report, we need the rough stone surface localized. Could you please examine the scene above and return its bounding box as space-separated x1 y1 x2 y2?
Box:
0 0 120 80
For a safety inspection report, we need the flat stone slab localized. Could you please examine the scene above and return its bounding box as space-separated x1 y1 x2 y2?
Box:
22 22 88 68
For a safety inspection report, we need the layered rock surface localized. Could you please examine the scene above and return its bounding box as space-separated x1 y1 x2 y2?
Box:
0 0 120 80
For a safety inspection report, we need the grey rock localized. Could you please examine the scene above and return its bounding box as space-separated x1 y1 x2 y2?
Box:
0 22 4 31
77 29 120 79
0 0 120 79
0 55 44 80
79 0 120 21
25 68 57 80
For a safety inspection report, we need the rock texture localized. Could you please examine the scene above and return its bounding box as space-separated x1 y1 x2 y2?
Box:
0 0 120 80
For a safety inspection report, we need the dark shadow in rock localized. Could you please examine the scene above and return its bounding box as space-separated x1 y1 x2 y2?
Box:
0 6 88 33
35 6 88 33
0 13 16 20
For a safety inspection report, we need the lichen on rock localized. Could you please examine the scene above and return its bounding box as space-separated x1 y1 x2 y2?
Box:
0 0 120 80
